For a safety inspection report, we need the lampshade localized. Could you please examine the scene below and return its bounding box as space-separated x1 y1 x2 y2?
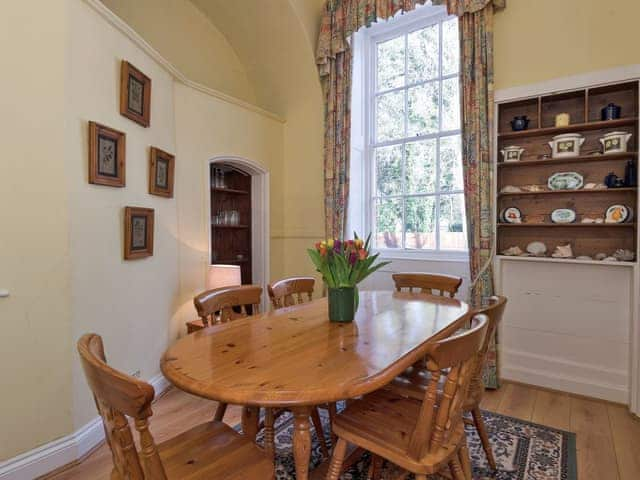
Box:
207 264 241 290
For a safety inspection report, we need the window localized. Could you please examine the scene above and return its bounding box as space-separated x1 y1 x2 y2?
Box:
363 9 467 255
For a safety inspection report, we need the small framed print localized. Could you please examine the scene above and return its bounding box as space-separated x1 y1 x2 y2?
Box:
120 60 151 127
89 121 126 187
149 147 175 198
124 207 154 260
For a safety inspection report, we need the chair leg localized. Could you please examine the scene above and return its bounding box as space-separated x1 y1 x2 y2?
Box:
213 402 228 421
472 406 496 470
328 402 338 446
326 438 348 480
459 438 473 480
310 407 330 458
367 454 383 480
449 456 466 480
264 408 275 461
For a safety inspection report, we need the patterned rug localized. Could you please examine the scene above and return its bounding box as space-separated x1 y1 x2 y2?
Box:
240 408 577 479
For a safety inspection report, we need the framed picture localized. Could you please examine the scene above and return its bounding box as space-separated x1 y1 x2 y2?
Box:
149 147 175 197
89 121 126 187
120 60 151 127
124 207 154 260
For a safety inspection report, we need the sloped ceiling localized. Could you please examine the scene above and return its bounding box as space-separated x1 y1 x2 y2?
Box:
190 0 325 118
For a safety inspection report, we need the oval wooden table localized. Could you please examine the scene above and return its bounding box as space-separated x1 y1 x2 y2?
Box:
161 290 469 480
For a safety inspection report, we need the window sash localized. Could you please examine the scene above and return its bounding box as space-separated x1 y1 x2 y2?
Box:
364 8 466 254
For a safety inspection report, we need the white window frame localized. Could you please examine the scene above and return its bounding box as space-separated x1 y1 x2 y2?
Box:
360 5 468 262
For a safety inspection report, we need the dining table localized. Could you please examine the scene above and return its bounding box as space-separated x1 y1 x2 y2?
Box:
160 290 469 480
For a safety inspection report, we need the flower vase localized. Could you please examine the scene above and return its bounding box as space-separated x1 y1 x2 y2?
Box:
328 287 358 323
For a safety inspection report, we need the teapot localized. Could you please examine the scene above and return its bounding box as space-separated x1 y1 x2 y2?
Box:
501 146 525 162
600 131 632 154
548 133 585 158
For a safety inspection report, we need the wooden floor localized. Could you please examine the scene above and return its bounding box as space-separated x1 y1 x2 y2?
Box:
46 382 640 480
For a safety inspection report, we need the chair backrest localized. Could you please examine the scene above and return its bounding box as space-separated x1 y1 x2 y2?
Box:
407 314 488 460
194 285 263 327
267 276 315 309
77 334 167 480
392 273 463 297
468 295 508 396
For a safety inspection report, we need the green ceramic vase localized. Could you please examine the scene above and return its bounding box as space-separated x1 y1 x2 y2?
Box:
328 287 358 323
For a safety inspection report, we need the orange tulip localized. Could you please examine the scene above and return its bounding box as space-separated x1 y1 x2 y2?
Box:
358 248 367 260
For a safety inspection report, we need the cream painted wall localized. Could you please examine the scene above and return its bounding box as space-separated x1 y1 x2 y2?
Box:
494 0 640 90
0 0 73 461
173 82 284 332
192 0 326 283
99 0 256 104
66 0 180 428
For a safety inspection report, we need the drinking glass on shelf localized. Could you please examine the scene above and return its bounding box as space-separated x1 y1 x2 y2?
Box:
230 210 239 225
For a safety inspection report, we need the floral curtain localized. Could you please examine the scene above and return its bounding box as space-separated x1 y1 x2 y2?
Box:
316 0 503 387
435 0 502 388
316 0 429 239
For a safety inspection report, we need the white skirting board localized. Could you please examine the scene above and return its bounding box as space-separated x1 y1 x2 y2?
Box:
0 374 170 480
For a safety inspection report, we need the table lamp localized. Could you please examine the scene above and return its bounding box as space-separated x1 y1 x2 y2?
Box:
207 264 241 290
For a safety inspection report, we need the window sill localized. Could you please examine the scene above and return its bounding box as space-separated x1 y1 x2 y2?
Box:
375 249 469 263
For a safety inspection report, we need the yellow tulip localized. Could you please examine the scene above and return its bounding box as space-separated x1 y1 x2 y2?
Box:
327 239 335 248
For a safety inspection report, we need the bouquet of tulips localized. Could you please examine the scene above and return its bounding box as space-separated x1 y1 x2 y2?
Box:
307 233 390 289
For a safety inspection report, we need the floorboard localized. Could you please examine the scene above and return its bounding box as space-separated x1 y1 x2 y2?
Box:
44 383 640 480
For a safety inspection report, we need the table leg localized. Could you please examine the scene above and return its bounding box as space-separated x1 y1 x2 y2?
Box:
241 406 260 442
292 406 313 480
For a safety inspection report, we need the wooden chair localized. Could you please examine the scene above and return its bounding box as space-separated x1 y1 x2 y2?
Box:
186 285 262 333
325 314 488 480
267 276 315 309
265 276 332 459
392 272 463 297
77 333 274 480
186 285 263 423
386 295 508 471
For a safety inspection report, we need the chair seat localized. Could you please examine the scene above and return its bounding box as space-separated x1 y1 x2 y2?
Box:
387 366 482 410
332 389 463 474
158 421 274 479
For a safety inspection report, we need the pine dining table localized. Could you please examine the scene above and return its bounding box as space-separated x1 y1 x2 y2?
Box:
160 290 469 479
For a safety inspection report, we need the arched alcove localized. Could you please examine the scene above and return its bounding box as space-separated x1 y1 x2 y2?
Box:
207 156 270 306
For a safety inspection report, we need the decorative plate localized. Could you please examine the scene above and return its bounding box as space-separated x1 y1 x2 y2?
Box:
548 172 584 190
605 204 632 223
551 208 576 223
501 207 522 224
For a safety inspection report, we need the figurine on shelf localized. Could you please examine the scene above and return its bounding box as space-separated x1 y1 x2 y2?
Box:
551 244 573 258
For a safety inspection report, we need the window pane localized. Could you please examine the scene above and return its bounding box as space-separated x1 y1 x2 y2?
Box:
439 135 463 191
439 194 467 250
442 77 460 131
407 24 438 84
405 197 436 250
442 18 459 75
377 36 405 91
376 90 404 142
375 198 402 249
405 139 436 193
375 145 402 196
407 82 438 137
